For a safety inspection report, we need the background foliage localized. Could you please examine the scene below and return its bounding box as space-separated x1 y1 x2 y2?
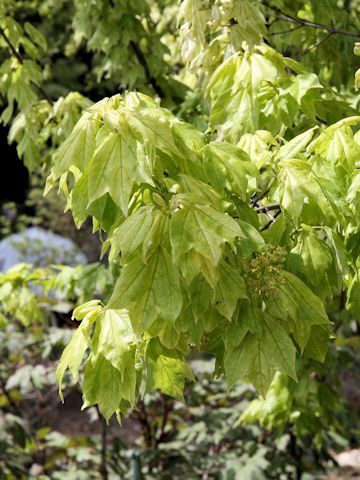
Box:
2 0 360 478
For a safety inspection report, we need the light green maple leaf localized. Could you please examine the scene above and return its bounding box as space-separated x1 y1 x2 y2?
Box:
224 318 297 397
109 247 183 332
170 202 244 265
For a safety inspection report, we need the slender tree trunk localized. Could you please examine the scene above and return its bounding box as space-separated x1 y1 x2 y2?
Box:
97 408 108 480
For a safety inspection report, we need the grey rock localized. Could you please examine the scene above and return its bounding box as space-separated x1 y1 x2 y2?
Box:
0 227 87 272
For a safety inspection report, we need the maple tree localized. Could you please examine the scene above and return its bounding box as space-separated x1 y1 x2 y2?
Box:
1 0 360 425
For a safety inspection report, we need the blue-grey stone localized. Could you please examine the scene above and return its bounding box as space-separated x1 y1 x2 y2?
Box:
0 227 87 272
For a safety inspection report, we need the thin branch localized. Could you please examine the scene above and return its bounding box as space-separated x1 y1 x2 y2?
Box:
294 31 333 59
268 24 305 36
0 25 52 104
0 26 23 62
251 189 271 206
96 406 109 480
260 210 281 231
156 395 172 445
135 400 153 448
130 40 165 99
255 203 281 213
262 0 360 38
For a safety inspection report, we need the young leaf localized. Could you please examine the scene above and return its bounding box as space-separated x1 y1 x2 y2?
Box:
224 318 297 397
109 206 154 264
56 310 98 400
82 353 136 420
170 202 244 265
272 272 331 351
215 262 247 320
109 247 183 332
287 226 334 296
96 309 136 375
48 113 100 186
87 131 141 215
152 355 193 401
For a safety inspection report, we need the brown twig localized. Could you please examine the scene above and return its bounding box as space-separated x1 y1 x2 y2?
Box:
130 40 165 99
251 188 271 206
262 0 360 38
260 210 282 231
268 24 305 36
136 400 154 448
294 31 334 59
96 406 109 480
255 203 281 213
156 395 172 445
